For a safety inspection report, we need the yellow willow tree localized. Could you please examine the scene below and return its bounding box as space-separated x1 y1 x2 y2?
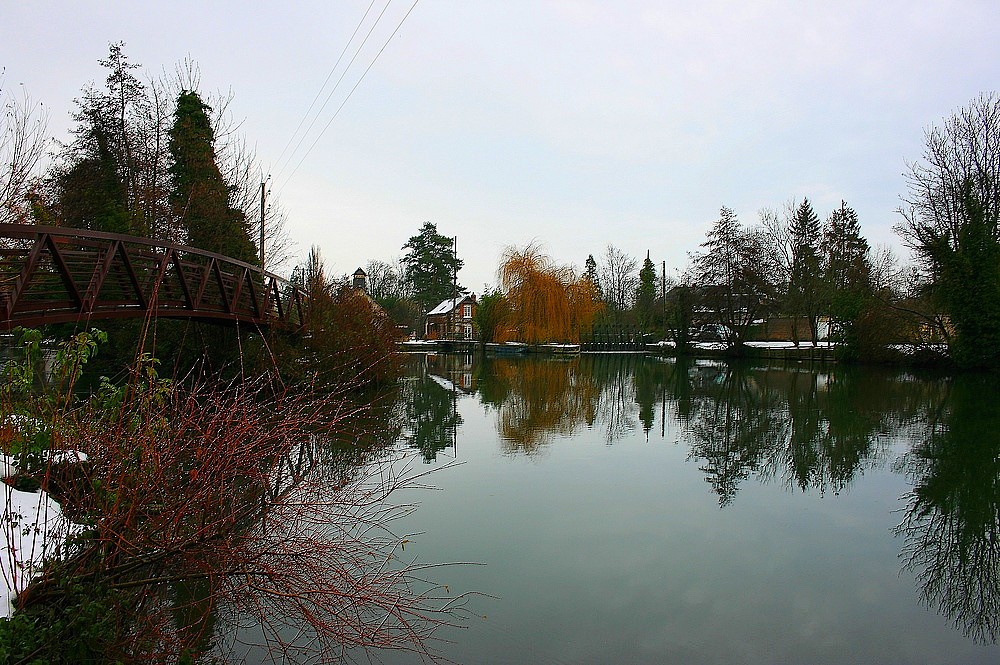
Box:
498 243 603 343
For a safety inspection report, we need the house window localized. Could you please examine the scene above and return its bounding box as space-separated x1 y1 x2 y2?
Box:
463 304 472 319
463 324 472 339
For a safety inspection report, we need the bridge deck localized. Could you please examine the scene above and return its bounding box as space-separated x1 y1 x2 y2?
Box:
0 224 305 330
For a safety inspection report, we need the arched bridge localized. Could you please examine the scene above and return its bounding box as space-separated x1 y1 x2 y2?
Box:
0 223 305 331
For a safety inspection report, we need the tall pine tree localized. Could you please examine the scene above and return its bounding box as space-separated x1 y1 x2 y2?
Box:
168 90 257 263
401 221 464 314
787 198 823 345
635 251 657 330
822 201 872 354
583 254 603 302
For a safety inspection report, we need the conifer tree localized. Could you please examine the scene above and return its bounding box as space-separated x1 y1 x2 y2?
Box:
583 254 603 301
823 202 870 293
691 206 775 346
822 202 873 354
401 222 464 314
168 90 257 263
787 198 823 344
635 251 657 330
56 119 131 233
54 44 153 236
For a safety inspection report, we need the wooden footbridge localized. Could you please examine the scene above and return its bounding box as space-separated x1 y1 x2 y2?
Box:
0 224 305 331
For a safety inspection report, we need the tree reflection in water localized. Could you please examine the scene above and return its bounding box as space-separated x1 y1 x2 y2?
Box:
681 362 921 505
895 373 1000 644
399 354 464 462
401 353 1000 645
683 363 787 505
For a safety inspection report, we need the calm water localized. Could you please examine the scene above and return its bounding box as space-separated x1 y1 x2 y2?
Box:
382 353 1000 664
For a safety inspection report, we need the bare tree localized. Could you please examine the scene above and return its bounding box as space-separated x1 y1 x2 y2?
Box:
366 258 406 301
758 199 798 289
0 74 50 224
599 244 638 317
897 92 1000 367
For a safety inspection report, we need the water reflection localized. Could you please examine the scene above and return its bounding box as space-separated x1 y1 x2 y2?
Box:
399 353 1000 652
408 354 959 503
398 354 466 461
895 373 1000 643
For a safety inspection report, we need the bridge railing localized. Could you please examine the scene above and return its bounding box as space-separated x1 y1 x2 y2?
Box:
0 223 306 330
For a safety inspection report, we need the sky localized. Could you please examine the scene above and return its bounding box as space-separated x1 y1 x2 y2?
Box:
4 0 999 292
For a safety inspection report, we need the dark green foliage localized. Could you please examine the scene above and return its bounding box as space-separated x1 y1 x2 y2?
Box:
52 43 152 237
583 254 602 301
787 198 823 344
401 222 464 315
823 202 870 294
168 90 257 263
822 202 876 358
635 251 657 330
473 288 510 343
56 118 132 233
920 185 1000 367
0 581 128 664
664 283 695 352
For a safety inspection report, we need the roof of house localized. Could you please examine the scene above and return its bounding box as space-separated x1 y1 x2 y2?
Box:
427 294 474 316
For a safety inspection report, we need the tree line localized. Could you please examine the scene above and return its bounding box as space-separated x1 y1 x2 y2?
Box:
6 50 999 367
4 44 283 262
364 94 1000 369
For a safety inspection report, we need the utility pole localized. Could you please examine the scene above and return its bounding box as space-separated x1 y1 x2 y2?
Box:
450 236 458 339
661 261 666 336
259 181 266 272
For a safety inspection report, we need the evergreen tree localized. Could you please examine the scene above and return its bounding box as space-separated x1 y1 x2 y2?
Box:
56 117 131 233
822 202 873 356
168 90 257 263
54 44 154 236
635 251 657 330
49 43 188 239
823 202 870 292
583 254 603 301
691 206 776 346
787 198 823 344
401 222 464 314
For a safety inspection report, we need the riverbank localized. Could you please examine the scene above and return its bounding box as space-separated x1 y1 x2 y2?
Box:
399 339 953 367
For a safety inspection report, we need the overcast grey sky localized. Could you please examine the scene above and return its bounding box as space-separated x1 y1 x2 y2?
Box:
5 1 999 290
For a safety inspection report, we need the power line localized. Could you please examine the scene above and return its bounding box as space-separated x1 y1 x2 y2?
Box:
274 0 395 183
277 0 420 193
271 0 379 175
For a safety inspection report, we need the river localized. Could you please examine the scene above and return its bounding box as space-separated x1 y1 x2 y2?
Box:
376 352 1000 664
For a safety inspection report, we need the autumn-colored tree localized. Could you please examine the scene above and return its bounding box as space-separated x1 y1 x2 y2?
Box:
567 276 603 341
279 245 401 390
498 243 602 344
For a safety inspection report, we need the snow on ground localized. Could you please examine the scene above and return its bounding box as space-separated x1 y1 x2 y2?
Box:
1 454 81 618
